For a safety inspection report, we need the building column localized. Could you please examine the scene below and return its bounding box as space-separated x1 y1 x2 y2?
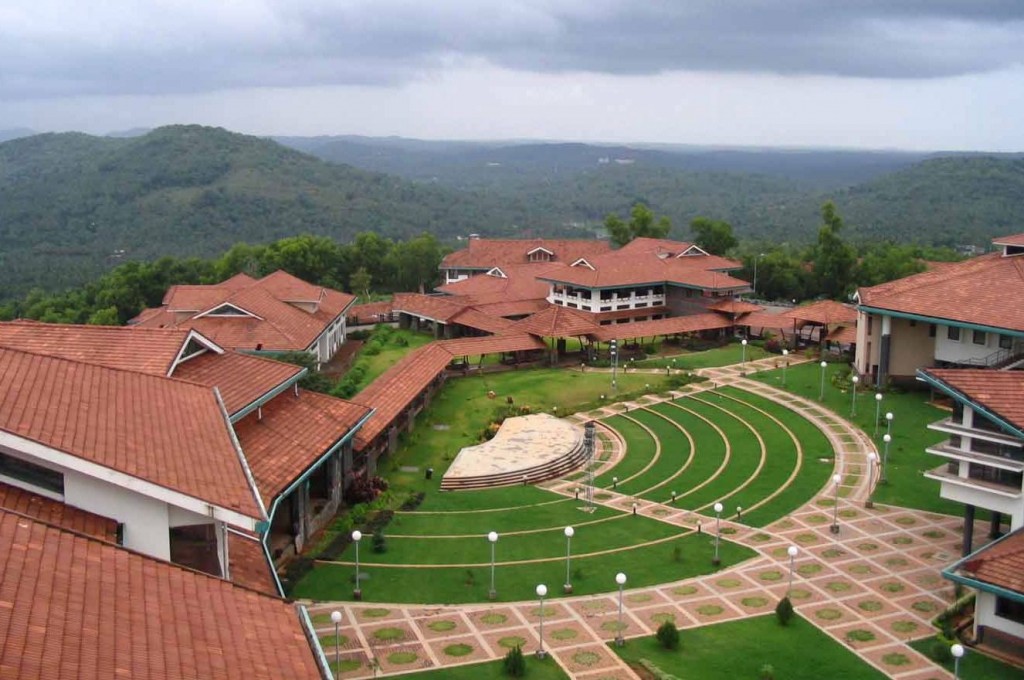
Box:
962 504 976 556
989 511 1003 539
876 314 892 388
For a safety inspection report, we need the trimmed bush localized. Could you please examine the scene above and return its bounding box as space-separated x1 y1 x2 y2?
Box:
930 639 953 664
775 596 794 626
656 620 680 650
503 645 526 677
372 531 387 554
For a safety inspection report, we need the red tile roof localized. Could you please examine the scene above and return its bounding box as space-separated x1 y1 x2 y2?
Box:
473 299 552 318
858 252 1024 332
616 237 702 256
923 369 1024 433
592 306 669 322
538 249 747 290
235 389 371 506
438 333 546 357
0 347 264 521
172 350 303 415
450 308 516 333
589 313 734 342
993 232 1024 247
960 528 1024 595
138 270 355 353
0 481 117 542
740 311 801 330
0 321 192 376
784 300 858 326
349 300 393 323
708 298 764 315
228 531 281 596
826 325 858 345
355 344 454 449
0 508 322 680
441 238 611 269
512 305 601 338
392 292 470 322
436 264 554 305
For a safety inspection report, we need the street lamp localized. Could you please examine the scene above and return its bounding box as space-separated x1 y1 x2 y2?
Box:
881 434 892 484
615 572 627 647
741 338 748 372
612 476 618 490
488 531 499 599
563 527 575 594
752 252 764 297
830 474 842 534
819 361 828 401
850 375 859 417
874 393 883 436
351 530 363 600
610 340 618 392
781 349 789 387
535 584 548 659
885 411 894 438
866 451 877 509
330 610 343 679
712 502 724 566
951 643 965 679
786 546 798 597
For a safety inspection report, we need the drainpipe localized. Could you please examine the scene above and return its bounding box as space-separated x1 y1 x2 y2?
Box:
877 314 891 388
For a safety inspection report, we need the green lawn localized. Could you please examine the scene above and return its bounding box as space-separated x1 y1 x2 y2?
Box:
292 531 755 604
634 343 772 370
909 637 1024 679
613 615 888 680
593 416 659 489
352 328 434 391
750 361 958 515
395 655 569 679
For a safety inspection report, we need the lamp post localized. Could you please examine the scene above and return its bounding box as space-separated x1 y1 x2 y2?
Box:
881 434 891 484
781 349 789 387
712 502 724 566
535 584 548 659
819 360 828 401
741 338 748 372
351 530 363 599
612 476 618 490
873 393 883 436
330 610 343 679
951 643 965 679
610 340 618 392
830 474 842 534
752 252 764 297
615 572 627 647
563 527 575 594
866 451 877 509
850 375 859 417
885 411 894 438
487 531 499 599
786 546 798 597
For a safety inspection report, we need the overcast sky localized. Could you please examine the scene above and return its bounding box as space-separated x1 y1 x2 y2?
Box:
1 1 1022 150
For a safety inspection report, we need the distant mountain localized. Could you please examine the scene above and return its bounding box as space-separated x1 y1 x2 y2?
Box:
0 128 34 143
0 126 531 299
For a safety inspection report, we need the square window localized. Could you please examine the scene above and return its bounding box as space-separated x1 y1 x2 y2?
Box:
999 334 1013 350
947 326 961 341
973 330 986 345
929 324 936 338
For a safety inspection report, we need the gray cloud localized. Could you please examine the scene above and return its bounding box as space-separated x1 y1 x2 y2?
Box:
2 0 1022 99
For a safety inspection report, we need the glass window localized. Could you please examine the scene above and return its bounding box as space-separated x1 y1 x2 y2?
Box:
999 334 1013 350
929 324 936 338
0 451 64 495
947 326 961 341
973 330 986 345
996 597 1024 625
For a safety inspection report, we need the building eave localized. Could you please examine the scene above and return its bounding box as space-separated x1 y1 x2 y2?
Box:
859 306 1024 338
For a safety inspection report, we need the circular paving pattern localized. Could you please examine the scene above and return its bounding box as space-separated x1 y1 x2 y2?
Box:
480 613 508 625
444 643 474 657
387 651 418 665
373 627 405 642
498 636 527 649
428 620 457 633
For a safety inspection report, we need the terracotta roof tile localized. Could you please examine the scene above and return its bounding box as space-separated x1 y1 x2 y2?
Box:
227 531 281 596
708 299 764 315
235 390 371 506
172 351 303 415
450 308 516 333
473 299 551 318
993 232 1024 247
0 347 264 521
0 509 322 679
783 300 858 326
0 321 190 376
923 368 1024 432
592 306 669 322
392 293 470 322
538 250 747 290
858 252 1024 332
441 238 611 269
512 305 601 337
438 333 546 357
959 528 1024 595
741 311 801 330
436 264 554 305
826 325 858 345
349 300 394 323
589 313 733 342
0 481 117 542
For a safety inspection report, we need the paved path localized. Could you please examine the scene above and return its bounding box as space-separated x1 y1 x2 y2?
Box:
305 357 972 680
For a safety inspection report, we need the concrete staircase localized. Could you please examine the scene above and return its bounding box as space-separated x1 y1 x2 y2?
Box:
439 438 589 491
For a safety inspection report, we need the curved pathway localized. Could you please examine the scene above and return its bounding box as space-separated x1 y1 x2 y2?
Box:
303 355 967 680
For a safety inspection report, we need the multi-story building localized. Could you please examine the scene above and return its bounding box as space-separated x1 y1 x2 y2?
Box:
855 234 1024 387
439 237 612 284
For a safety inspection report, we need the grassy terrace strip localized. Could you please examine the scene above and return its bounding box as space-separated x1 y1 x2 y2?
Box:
908 638 1024 680
749 361 957 515
337 513 682 565
613 615 888 680
292 532 755 603
392 501 625 536
717 387 835 526
644 402 727 505
620 409 694 497
634 343 772 370
395 655 569 679
593 416 657 488
412 485 567 513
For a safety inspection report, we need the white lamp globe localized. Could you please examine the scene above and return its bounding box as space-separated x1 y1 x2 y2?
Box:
951 643 965 659
852 375 859 384
782 349 789 356
713 502 723 514
883 434 891 444
787 545 798 558
330 610 342 624
488 531 498 543
351 530 362 542
742 339 747 346
615 572 627 586
536 584 547 598
875 393 883 402
564 526 574 538
832 473 842 485
820 360 827 368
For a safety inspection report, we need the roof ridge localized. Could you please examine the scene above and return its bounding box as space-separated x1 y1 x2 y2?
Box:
1 319 188 335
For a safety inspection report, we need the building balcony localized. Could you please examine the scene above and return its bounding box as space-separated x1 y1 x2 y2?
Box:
926 441 1024 472
928 418 1024 448
548 291 665 311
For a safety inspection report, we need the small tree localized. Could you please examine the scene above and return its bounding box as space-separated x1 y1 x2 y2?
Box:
656 620 680 650
775 596 794 626
503 644 526 677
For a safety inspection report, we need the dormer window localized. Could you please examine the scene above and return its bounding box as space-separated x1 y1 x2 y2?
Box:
527 247 555 262
571 258 595 270
678 245 709 257
204 304 253 317
486 267 508 278
1004 245 1024 257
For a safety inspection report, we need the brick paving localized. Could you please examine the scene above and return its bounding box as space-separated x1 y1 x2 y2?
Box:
305 357 973 679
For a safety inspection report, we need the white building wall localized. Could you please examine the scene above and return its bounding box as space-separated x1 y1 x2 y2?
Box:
64 473 171 559
935 327 1000 364
939 482 1024 530
977 592 1024 640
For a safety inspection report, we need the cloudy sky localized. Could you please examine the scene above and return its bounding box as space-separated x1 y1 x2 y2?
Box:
2 1 1022 150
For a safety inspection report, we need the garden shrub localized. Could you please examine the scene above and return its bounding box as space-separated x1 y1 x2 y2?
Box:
372 531 387 554
655 620 680 650
503 645 525 677
930 638 953 663
775 596 794 626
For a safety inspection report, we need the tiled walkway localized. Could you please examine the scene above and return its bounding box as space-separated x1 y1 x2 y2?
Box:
306 358 970 679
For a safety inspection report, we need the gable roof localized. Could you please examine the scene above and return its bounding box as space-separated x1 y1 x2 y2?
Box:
0 508 322 680
0 321 194 376
0 346 264 522
993 232 1024 247
511 305 601 338
921 368 1024 434
436 263 554 305
171 350 304 416
392 292 470 323
441 238 612 269
708 298 763 315
858 252 1024 333
589 313 734 342
234 390 372 507
783 299 858 326
537 245 747 290
949 527 1024 597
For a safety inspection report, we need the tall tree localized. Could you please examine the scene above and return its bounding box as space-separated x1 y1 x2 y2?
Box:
605 203 671 247
689 217 738 255
349 267 373 300
812 201 857 300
